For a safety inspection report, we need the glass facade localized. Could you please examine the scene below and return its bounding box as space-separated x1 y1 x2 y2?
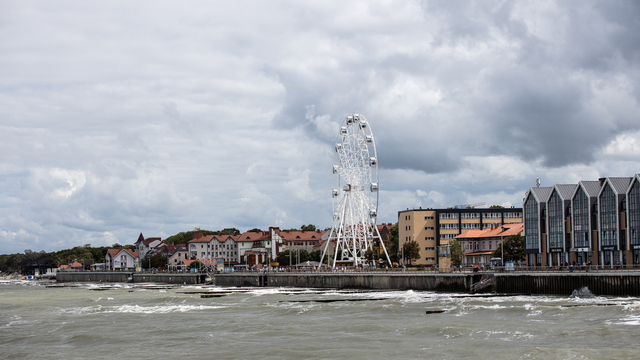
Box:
573 187 590 248
630 180 640 247
600 183 618 247
524 193 539 250
548 191 564 249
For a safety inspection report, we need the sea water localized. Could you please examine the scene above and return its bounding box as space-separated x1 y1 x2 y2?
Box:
1 280 640 359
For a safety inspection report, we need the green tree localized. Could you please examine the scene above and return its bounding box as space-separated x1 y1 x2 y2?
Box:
141 254 167 269
247 228 262 233
386 224 399 263
364 248 375 263
403 241 420 265
449 240 463 266
189 260 203 269
309 249 322 262
300 224 316 231
490 205 505 209
491 235 525 263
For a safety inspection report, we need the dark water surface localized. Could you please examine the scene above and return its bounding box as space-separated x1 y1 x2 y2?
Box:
1 281 640 359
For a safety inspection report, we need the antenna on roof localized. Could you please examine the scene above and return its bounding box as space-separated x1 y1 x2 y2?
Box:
536 177 540 187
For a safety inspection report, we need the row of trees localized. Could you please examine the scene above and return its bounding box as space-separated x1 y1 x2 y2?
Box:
0 244 118 273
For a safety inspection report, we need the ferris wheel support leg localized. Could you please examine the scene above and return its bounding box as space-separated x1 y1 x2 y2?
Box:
318 227 334 268
374 224 393 266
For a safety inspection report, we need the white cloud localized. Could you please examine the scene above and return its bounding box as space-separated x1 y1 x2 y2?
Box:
1 0 639 253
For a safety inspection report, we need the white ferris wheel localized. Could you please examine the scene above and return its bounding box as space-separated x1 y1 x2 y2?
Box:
319 114 392 267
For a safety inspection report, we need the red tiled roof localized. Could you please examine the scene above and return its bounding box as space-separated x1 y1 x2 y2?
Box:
237 232 269 242
106 248 139 259
213 234 241 242
188 235 214 243
454 223 523 240
277 230 326 241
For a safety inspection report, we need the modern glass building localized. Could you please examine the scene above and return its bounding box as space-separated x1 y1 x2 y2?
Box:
571 181 601 265
598 177 632 267
524 175 640 267
523 187 552 266
546 184 577 266
627 174 640 264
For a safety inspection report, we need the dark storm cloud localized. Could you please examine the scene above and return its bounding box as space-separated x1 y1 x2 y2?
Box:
267 0 640 172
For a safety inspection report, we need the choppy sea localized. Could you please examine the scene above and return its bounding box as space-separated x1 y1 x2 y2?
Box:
1 280 640 359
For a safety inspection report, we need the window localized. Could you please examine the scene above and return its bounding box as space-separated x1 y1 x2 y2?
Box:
440 213 458 219
524 193 539 250
425 227 434 230
629 180 640 246
600 183 618 247
440 223 458 230
426 257 435 261
548 191 564 249
425 216 434 220
425 247 435 251
425 237 434 241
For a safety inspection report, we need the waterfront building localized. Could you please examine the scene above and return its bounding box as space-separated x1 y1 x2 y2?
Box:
105 248 139 270
398 207 523 266
546 184 577 266
134 233 162 259
167 247 189 266
524 176 639 268
628 174 640 264
597 177 632 266
523 187 553 266
211 235 240 266
454 223 523 266
237 231 272 267
571 181 601 265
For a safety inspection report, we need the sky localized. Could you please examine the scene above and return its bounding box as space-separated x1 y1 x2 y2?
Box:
1 0 639 254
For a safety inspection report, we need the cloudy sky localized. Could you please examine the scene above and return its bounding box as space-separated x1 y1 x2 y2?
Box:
1 1 639 254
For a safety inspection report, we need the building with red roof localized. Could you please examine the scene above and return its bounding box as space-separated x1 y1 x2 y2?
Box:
105 248 140 270
454 223 523 266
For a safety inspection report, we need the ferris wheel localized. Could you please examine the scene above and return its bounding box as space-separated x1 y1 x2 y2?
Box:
319 114 392 267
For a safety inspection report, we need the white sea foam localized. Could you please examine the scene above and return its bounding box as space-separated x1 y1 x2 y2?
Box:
61 304 227 315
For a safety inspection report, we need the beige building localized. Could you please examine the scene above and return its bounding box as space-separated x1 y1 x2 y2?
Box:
398 207 523 266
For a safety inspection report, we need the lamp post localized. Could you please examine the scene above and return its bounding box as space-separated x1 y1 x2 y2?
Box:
501 235 504 268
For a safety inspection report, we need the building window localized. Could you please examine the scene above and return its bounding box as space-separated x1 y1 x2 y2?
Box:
425 237 434 241
425 216 434 220
439 213 458 220
440 223 459 230
524 193 539 250
425 227 434 230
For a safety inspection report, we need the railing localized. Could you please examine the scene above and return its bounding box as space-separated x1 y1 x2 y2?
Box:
55 264 640 275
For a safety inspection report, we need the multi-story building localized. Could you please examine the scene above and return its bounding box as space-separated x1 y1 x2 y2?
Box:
571 181 601 265
398 207 523 266
627 174 640 264
598 177 632 266
524 176 638 268
523 187 553 266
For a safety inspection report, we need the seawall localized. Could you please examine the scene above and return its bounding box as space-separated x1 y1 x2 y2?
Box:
215 272 640 296
56 272 206 284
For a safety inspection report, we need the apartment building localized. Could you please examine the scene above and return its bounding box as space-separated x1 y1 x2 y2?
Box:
398 207 523 266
